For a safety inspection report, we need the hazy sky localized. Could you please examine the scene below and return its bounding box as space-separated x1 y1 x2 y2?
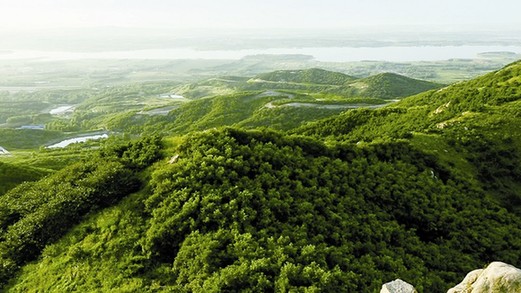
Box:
0 0 519 31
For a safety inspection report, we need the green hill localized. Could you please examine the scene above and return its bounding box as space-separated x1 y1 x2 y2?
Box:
248 69 441 100
2 61 521 292
0 129 65 150
114 91 348 134
0 162 51 195
253 68 357 86
296 59 521 212
171 71 336 100
173 76 248 99
346 72 443 99
297 60 521 142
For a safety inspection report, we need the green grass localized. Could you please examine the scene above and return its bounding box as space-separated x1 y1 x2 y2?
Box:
0 129 65 150
0 161 51 195
5 189 152 292
409 132 477 179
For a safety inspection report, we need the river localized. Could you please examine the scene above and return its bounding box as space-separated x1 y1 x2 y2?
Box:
0 46 520 62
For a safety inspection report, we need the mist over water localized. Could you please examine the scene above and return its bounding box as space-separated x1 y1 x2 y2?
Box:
2 46 520 62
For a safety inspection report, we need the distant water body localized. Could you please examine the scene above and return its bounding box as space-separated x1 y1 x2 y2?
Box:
47 134 108 149
1 46 520 62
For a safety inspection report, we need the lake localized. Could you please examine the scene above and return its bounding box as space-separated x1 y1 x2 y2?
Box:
47 134 109 149
1 45 520 62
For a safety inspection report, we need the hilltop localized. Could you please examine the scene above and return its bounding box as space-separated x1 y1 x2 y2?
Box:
348 72 444 99
245 69 442 99
173 68 441 101
252 68 357 85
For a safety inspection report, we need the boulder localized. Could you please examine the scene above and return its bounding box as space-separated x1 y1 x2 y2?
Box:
381 279 417 293
448 261 521 292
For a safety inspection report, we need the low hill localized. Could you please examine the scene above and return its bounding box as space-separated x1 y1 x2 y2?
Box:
0 129 64 150
346 72 443 99
0 162 50 195
252 68 357 85
112 91 349 134
174 69 441 103
173 76 249 99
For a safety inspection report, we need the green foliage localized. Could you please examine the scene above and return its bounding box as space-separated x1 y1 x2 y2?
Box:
4 113 521 292
239 106 346 131
8 147 93 172
4 189 158 292
0 162 50 196
0 136 164 287
295 107 413 141
137 129 521 291
0 159 138 283
100 135 164 170
253 68 356 85
0 129 64 150
349 72 443 99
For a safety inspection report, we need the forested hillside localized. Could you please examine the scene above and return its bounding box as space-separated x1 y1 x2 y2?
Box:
296 60 521 213
350 72 444 99
1 61 521 292
253 68 357 85
246 69 442 99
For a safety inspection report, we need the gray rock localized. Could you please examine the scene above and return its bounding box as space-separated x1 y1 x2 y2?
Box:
381 279 417 293
447 261 521 292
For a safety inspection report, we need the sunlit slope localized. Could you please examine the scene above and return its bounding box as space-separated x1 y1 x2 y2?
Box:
253 68 357 85
296 59 521 212
297 60 521 139
248 69 442 99
0 162 50 195
349 72 444 99
175 69 441 100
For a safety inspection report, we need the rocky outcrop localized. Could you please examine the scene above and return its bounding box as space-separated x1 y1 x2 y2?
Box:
380 279 417 293
448 262 521 293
